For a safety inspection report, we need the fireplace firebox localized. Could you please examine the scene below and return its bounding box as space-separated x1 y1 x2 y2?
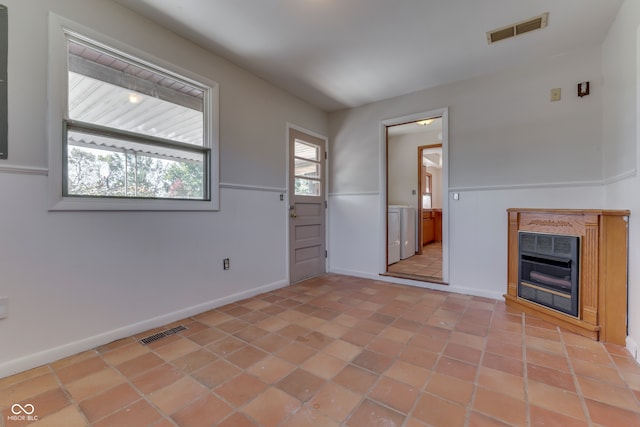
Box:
518 232 579 317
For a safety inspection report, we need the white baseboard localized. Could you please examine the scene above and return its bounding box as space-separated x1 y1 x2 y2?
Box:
0 279 288 379
329 268 504 301
627 336 639 363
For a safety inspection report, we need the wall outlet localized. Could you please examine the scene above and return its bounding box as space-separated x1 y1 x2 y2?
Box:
0 296 8 319
223 258 230 270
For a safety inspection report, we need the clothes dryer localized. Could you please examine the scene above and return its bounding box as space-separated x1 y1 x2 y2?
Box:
387 206 401 264
388 205 416 261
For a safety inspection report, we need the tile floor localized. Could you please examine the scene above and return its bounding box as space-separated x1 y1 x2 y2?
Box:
2 274 640 426
387 242 443 281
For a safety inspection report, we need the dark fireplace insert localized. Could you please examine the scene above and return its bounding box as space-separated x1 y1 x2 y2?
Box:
517 231 580 317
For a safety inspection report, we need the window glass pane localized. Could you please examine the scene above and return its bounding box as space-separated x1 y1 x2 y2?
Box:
295 158 320 179
66 130 205 199
295 178 321 196
68 40 204 146
295 140 319 161
67 146 127 197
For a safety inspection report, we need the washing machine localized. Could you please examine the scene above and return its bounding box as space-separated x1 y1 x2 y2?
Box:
387 206 401 264
388 205 416 262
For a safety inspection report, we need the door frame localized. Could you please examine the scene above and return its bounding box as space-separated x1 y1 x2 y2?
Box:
286 123 329 284
379 108 449 283
417 143 442 254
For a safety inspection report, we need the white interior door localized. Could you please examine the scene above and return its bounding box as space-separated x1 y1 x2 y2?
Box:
289 128 326 283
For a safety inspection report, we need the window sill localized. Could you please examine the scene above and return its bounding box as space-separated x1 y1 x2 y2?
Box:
48 196 219 212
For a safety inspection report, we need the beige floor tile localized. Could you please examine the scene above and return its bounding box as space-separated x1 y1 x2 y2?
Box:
347 399 405 427
529 405 589 427
280 407 339 427
527 363 576 392
216 412 258 427
131 363 184 395
585 398 640 427
116 352 165 379
276 368 325 402
28 405 88 427
370 376 420 414
172 349 218 373
571 358 625 385
425 372 474 406
100 341 149 365
170 393 233 427
2 274 640 427
308 382 361 422
473 387 527 426
333 364 378 394
213 373 268 407
79 383 140 422
476 366 525 400
93 399 164 427
527 380 587 421
246 355 296 384
243 387 301 427
577 375 640 412
384 359 431 389
0 372 59 409
53 355 107 384
147 377 206 415
65 368 125 402
412 393 466 427
302 352 347 379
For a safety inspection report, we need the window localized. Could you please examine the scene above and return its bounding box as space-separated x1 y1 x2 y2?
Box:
48 16 219 210
293 140 322 196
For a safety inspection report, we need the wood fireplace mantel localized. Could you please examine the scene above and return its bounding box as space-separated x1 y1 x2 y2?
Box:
505 208 630 345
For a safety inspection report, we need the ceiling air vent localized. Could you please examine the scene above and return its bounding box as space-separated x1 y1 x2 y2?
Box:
487 13 549 44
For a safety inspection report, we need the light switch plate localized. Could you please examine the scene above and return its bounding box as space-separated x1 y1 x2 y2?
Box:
0 296 8 319
550 88 561 102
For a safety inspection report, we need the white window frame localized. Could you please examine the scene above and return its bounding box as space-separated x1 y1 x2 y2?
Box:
47 13 219 211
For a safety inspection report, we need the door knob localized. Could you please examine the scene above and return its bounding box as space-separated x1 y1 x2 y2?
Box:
290 212 297 218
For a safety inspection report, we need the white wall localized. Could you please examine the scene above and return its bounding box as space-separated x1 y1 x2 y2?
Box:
388 131 442 208
329 44 604 299
602 0 640 361
0 0 327 377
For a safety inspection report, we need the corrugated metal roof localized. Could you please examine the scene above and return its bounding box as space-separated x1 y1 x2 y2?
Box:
68 131 203 162
69 72 203 147
69 39 203 99
67 35 207 157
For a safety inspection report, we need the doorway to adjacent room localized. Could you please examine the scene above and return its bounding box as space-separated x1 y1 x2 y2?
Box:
383 110 448 284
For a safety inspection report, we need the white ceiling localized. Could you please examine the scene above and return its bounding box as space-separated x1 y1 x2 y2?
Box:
114 0 623 112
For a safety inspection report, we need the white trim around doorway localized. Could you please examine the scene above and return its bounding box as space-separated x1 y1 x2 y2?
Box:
379 108 450 284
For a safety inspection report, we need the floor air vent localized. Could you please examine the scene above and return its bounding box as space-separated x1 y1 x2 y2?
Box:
487 13 549 44
139 325 188 345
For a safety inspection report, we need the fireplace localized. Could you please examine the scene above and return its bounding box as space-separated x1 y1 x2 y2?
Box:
505 209 629 344
518 232 579 317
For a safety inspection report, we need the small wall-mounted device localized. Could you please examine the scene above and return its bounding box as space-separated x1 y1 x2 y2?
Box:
578 81 590 97
0 296 8 319
0 6 7 160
